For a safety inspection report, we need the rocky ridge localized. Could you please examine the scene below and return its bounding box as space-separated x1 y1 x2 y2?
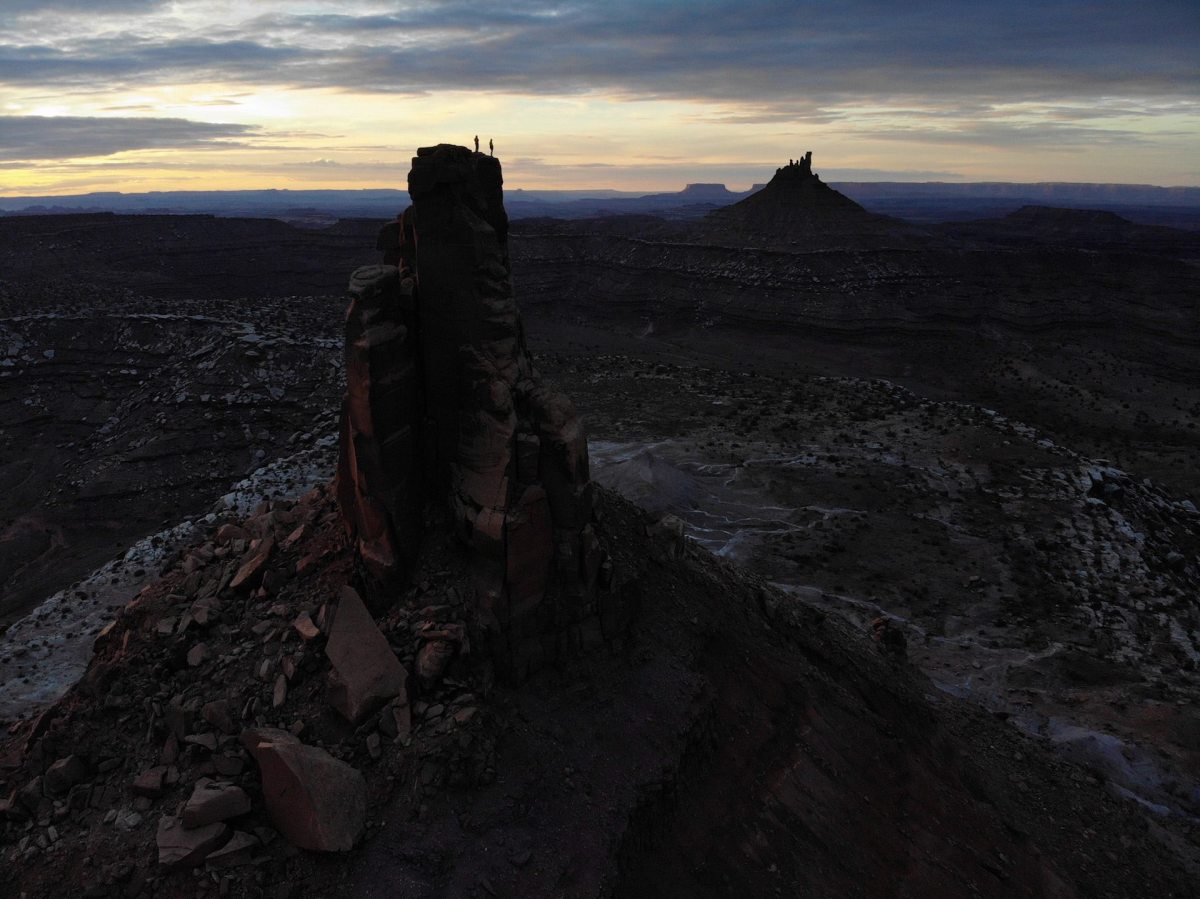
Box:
1 151 1199 897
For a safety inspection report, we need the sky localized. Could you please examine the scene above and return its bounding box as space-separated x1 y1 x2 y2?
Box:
0 0 1197 195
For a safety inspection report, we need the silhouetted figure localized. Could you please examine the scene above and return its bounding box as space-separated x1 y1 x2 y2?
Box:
376 211 403 266
474 135 479 153
489 139 494 157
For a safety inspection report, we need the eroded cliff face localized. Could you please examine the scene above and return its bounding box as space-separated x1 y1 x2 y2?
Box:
337 145 626 679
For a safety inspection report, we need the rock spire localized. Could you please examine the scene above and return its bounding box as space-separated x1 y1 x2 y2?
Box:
337 144 623 677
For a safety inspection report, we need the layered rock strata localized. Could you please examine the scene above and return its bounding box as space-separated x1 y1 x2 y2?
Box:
337 144 621 678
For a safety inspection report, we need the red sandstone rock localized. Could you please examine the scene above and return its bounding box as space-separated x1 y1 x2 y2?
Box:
324 586 406 723
156 815 230 868
292 611 320 641
43 755 86 796
241 727 366 852
215 524 247 544
416 639 455 690
204 830 258 869
333 143 611 679
230 534 274 591
131 766 167 797
506 486 553 612
181 779 250 828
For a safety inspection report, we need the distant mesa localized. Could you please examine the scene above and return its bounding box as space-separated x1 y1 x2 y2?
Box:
677 183 739 199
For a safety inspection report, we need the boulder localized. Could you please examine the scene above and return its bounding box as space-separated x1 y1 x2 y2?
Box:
156 815 231 868
241 727 366 851
325 586 406 723
43 755 86 796
181 779 250 828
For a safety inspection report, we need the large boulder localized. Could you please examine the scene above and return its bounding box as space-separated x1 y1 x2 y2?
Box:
241 727 366 852
325 585 406 723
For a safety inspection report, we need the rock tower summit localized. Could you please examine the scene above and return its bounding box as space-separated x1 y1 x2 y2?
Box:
337 144 624 678
701 149 900 248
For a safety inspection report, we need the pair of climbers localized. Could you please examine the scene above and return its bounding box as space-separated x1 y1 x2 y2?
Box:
377 140 497 268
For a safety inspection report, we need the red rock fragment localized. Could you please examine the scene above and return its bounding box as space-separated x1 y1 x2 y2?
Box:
324 586 406 723
43 755 86 796
131 766 167 797
205 830 258 869
181 779 250 828
156 815 230 869
416 639 455 690
230 535 274 592
241 727 366 852
215 524 247 544
292 611 320 642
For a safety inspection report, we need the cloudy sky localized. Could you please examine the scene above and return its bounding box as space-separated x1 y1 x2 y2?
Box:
1 0 1197 194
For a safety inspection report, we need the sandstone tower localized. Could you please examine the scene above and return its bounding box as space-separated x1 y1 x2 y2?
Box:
337 144 622 678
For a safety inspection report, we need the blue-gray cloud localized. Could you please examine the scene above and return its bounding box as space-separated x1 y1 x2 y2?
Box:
4 0 165 9
0 116 258 160
0 0 1195 107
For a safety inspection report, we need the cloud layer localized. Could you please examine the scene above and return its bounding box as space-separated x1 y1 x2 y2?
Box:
1 1 1197 188
1 1 1196 106
0 116 257 160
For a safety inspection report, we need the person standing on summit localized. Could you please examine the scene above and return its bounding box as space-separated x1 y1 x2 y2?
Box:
474 135 480 152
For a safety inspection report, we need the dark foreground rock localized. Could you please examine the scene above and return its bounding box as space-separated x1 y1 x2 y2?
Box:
242 727 366 853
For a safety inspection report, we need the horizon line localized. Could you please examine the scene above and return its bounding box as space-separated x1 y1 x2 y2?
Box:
3 178 1200 201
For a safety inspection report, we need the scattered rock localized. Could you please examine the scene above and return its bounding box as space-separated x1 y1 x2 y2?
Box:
43 755 87 796
181 779 251 828
202 700 237 735
130 766 167 798
114 808 143 831
325 586 406 724
230 534 275 592
293 612 320 642
242 727 366 851
184 732 218 752
205 830 259 869
416 639 455 690
187 642 209 667
156 815 231 868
